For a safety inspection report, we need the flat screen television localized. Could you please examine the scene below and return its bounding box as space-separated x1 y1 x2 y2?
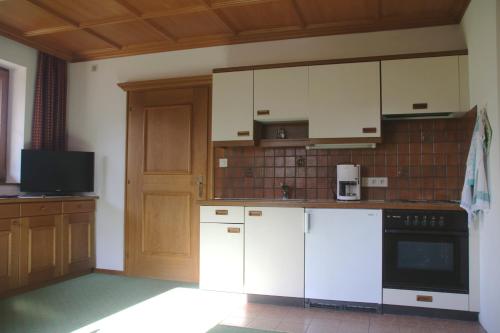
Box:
20 149 94 194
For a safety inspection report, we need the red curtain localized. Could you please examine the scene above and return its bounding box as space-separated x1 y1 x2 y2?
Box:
31 52 67 151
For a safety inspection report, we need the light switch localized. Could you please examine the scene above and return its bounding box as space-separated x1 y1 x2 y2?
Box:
219 158 228 168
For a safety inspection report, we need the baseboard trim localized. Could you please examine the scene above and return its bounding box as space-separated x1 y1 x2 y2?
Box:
93 268 125 275
247 294 305 307
383 304 479 321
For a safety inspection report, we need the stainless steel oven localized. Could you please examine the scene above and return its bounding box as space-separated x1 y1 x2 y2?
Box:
383 209 468 294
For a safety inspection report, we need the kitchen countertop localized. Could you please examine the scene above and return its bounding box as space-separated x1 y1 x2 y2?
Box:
198 199 463 211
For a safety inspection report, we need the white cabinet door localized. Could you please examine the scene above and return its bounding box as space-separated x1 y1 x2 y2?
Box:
381 56 460 115
200 223 244 293
212 71 254 141
305 209 382 304
254 67 308 122
244 207 304 298
459 55 470 112
309 62 381 139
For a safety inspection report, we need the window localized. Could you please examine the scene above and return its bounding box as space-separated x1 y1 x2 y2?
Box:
0 67 9 182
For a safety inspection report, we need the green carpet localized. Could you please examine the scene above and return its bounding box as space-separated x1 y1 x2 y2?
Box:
0 273 275 333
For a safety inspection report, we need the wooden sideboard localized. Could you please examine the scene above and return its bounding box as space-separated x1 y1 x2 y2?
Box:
0 196 96 296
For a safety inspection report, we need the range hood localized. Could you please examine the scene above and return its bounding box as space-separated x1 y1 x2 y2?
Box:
382 112 466 120
306 143 377 150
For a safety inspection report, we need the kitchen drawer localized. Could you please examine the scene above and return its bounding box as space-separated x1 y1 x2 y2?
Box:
21 202 62 217
383 288 469 311
63 200 95 214
200 206 244 224
0 204 20 219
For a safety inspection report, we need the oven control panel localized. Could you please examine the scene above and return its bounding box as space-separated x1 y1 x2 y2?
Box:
384 210 468 232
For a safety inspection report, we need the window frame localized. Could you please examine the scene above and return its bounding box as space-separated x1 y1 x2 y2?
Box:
0 67 9 182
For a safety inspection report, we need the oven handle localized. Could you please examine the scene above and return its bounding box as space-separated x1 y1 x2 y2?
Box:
384 229 468 237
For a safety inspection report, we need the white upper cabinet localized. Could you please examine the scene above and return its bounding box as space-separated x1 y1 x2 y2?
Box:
212 71 254 141
381 56 460 115
308 62 381 139
254 67 309 122
459 55 470 112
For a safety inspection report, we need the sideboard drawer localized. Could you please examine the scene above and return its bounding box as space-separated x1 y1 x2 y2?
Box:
63 201 95 214
21 202 62 217
0 204 20 219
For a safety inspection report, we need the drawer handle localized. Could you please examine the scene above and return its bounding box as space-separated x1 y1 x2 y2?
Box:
248 210 262 217
40 206 46 210
215 209 228 215
413 103 428 110
227 227 240 233
416 295 433 302
257 110 270 116
362 127 377 134
237 131 250 137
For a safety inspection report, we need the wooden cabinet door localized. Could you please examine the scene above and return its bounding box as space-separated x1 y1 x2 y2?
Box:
254 67 308 122
309 62 381 139
63 213 95 275
19 215 62 286
212 71 254 141
244 207 304 298
0 218 20 293
382 56 460 115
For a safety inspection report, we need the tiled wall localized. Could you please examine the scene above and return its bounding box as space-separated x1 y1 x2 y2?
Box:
214 115 475 201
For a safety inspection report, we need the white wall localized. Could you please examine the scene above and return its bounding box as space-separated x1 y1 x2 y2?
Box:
67 25 466 271
0 36 37 190
462 0 500 331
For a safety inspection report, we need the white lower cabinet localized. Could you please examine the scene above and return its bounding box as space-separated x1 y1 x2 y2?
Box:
305 209 382 304
383 289 469 311
244 207 305 298
200 221 244 293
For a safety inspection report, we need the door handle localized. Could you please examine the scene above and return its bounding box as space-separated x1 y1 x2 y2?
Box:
196 175 204 199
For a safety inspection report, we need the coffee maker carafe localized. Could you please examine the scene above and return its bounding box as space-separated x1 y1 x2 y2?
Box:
336 164 361 201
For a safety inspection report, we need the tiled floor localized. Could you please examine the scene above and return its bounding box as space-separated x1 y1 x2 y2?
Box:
220 303 487 333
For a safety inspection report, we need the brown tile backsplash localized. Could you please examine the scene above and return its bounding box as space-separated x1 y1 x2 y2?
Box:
214 116 475 201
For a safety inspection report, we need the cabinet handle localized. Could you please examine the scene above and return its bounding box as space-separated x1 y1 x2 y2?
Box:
227 227 240 233
237 131 250 137
248 210 262 216
215 209 228 215
416 295 433 302
362 127 377 134
413 103 428 110
12 219 20 226
40 206 46 210
257 110 270 116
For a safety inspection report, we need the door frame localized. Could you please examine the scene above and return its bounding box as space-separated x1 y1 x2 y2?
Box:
119 75 213 276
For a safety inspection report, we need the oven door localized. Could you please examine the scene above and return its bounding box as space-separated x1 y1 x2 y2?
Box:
383 230 468 293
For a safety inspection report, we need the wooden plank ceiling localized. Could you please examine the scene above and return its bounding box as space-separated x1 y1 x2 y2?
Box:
0 0 470 62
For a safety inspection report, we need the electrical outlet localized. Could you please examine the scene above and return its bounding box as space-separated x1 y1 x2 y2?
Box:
218 158 228 168
362 177 388 188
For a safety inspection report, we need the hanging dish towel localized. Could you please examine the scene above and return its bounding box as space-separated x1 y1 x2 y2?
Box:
461 108 492 215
